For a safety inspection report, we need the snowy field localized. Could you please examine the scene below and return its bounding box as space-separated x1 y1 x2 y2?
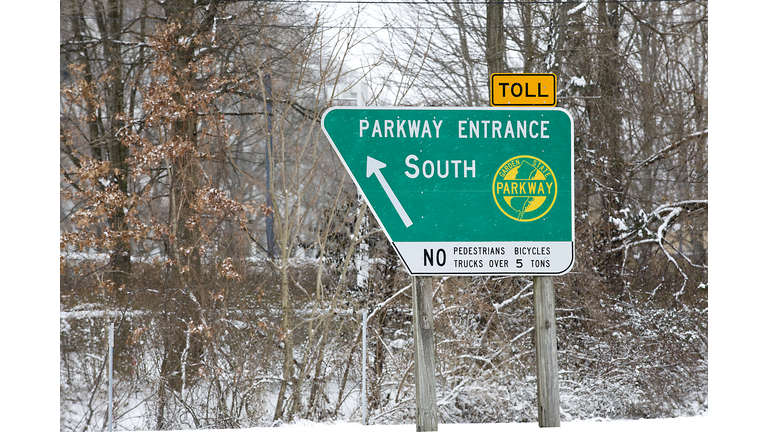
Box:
136 416 713 432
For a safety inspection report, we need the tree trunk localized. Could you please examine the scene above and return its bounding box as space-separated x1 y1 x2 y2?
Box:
593 0 625 282
274 262 295 421
101 0 132 293
486 0 507 76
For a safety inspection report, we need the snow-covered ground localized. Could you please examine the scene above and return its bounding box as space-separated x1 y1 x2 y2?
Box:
135 416 712 432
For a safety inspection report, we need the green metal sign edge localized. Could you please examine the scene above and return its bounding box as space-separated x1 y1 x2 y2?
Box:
321 106 575 276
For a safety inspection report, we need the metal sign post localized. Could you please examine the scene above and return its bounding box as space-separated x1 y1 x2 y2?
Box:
108 323 114 432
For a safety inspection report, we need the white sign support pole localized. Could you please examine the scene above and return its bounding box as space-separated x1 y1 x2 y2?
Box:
108 322 114 432
361 310 368 425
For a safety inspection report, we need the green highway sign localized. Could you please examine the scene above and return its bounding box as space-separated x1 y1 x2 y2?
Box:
321 107 574 276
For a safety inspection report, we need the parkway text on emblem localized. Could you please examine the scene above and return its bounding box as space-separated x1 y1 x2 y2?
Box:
492 155 558 222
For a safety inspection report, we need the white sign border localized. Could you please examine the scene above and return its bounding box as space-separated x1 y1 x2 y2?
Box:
321 106 575 277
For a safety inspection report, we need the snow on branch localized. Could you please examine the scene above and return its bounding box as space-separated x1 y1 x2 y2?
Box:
368 283 412 322
608 200 707 297
628 130 708 174
492 281 533 311
60 38 151 49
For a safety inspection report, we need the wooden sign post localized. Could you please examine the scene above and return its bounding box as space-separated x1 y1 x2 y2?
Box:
533 276 560 427
412 276 438 431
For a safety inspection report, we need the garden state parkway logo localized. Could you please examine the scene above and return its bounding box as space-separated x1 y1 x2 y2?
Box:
492 155 557 222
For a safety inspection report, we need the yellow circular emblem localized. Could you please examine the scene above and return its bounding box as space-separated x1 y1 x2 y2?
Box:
492 155 557 222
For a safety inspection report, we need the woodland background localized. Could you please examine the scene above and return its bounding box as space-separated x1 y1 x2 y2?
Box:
58 1 708 430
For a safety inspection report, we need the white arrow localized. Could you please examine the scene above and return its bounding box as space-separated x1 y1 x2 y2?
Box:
366 156 413 227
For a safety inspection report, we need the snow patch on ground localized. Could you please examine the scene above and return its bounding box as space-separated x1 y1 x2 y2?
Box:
134 415 710 432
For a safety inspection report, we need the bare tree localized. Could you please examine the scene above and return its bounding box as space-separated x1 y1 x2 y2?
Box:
366 0 708 422
61 1 708 429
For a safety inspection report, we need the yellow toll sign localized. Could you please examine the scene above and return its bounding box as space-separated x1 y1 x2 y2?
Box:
490 73 557 107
